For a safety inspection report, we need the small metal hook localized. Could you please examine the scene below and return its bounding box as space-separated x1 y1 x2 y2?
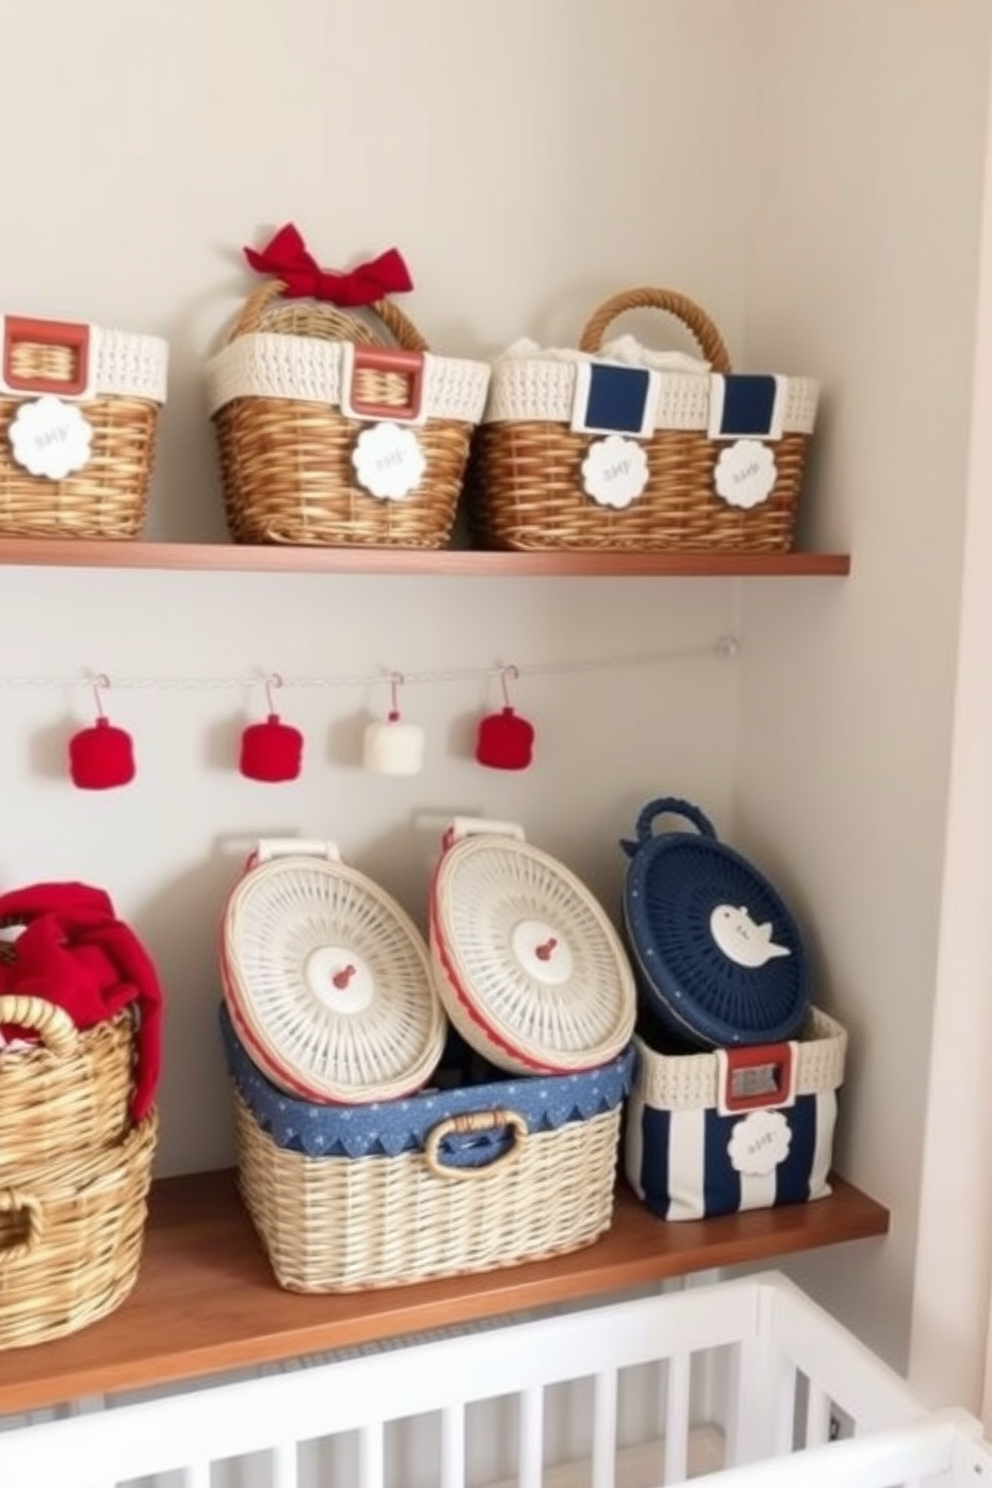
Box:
499 663 520 710
389 671 405 721
264 672 283 715
91 672 110 718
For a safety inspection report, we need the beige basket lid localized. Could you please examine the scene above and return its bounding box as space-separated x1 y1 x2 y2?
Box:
430 819 635 1075
222 840 446 1103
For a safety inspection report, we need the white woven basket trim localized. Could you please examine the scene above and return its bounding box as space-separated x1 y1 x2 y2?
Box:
483 359 818 435
205 332 490 423
90 327 169 402
634 1007 847 1112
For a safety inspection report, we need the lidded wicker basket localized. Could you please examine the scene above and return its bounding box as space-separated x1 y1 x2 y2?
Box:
0 313 167 538
206 260 490 548
221 839 446 1103
430 819 636 1074
474 287 818 552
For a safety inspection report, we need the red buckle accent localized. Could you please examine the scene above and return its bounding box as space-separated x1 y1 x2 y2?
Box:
3 317 91 398
719 1043 795 1115
342 345 424 423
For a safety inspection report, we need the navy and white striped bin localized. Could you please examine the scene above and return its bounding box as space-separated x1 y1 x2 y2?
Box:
625 1007 846 1222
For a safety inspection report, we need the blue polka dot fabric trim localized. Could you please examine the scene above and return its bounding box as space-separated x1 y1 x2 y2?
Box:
220 1004 634 1165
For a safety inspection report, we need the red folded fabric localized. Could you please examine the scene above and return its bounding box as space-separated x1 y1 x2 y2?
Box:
0 882 163 1121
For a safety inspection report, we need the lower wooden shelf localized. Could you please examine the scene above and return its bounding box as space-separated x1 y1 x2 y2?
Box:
0 1168 888 1416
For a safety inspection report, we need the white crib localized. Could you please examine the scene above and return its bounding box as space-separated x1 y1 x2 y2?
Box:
0 1271 988 1488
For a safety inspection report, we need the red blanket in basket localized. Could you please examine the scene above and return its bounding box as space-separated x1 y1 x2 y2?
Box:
0 882 162 1121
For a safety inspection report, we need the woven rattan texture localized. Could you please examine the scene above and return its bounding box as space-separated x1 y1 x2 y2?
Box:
214 282 473 548
634 1008 847 1113
0 1113 157 1349
0 1000 136 1178
0 337 159 539
473 287 808 552
233 1093 621 1292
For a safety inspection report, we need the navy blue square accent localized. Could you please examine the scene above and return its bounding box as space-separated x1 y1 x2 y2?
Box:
582 364 652 435
718 375 779 437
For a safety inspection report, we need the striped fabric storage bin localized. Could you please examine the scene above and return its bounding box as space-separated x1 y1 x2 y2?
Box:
624 1007 846 1222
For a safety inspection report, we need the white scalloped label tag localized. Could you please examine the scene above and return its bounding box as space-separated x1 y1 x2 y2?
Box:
714 438 777 509
8 395 93 480
352 421 426 501
581 435 649 509
728 1109 792 1176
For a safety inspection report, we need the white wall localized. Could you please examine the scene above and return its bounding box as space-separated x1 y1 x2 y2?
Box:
731 0 992 1380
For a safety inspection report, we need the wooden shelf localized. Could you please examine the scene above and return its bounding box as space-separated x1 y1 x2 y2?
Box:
0 1169 887 1416
0 537 851 577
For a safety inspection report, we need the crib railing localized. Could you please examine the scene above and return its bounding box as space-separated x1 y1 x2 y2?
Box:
0 1271 985 1488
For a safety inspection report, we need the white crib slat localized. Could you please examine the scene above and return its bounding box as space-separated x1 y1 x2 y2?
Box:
805 1380 834 1448
441 1402 466 1488
272 1439 299 1488
179 1463 211 1488
360 1421 384 1488
592 1368 618 1488
664 1351 692 1484
519 1385 544 1488
772 1361 798 1455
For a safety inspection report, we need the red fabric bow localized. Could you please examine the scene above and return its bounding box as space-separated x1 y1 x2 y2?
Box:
244 223 413 306
0 882 163 1122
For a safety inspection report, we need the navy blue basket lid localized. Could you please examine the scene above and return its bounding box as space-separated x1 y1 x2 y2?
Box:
621 796 811 1050
220 1003 633 1169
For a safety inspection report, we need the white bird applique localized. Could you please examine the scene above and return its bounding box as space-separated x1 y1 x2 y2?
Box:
710 904 792 968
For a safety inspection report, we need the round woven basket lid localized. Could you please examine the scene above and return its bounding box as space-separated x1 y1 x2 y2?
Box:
621 797 811 1049
431 819 635 1074
222 840 446 1103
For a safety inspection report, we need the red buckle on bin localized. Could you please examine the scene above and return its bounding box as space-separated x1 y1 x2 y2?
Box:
2 316 92 398
340 344 425 424
716 1042 797 1117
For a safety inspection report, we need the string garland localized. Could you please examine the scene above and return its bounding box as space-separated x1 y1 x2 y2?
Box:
0 634 740 695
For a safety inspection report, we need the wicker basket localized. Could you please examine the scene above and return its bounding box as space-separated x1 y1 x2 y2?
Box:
0 313 167 538
0 1113 157 1349
0 996 135 1177
473 287 818 552
206 283 490 548
222 1003 632 1293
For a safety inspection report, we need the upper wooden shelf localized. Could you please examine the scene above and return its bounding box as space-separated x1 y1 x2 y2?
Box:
0 538 851 577
0 1169 887 1416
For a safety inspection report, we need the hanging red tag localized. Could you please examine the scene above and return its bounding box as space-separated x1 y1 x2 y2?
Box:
68 675 136 790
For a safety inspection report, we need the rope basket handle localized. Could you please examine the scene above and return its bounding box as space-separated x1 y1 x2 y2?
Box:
0 1189 44 1267
423 1108 527 1180
578 287 732 373
228 279 430 353
621 796 718 860
0 994 79 1054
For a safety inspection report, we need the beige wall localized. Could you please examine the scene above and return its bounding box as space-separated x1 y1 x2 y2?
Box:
4 0 992 1395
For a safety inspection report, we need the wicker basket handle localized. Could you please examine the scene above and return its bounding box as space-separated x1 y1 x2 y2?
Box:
0 1189 44 1267
0 994 78 1053
578 288 732 373
228 279 430 352
620 796 718 860
423 1108 527 1180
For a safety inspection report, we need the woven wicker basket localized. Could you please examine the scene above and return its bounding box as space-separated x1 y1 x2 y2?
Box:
0 996 135 1177
222 1004 632 1293
473 287 818 552
0 1113 157 1349
0 313 167 538
207 283 490 548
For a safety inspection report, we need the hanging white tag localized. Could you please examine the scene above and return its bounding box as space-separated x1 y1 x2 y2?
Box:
352 421 426 501
581 434 649 509
714 439 777 509
8 395 93 480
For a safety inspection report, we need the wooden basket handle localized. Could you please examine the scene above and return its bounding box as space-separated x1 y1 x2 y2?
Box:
0 1189 44 1267
0 995 79 1054
423 1108 527 1180
228 279 430 352
578 287 732 373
